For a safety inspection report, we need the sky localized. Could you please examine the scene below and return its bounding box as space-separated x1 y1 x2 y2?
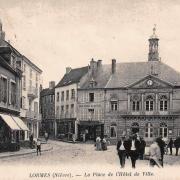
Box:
1 0 180 88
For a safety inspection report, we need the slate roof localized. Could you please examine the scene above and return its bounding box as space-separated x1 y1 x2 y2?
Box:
56 66 89 88
80 64 112 89
40 88 55 97
105 61 180 88
1 40 42 73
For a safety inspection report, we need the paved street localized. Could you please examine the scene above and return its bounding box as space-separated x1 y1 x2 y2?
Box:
0 140 180 168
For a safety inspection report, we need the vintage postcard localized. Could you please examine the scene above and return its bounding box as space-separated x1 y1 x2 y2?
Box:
0 0 180 179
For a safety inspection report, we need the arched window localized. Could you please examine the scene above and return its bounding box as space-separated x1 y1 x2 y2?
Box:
145 123 153 138
159 122 168 138
159 95 168 111
145 95 154 111
132 101 140 111
131 122 139 134
110 123 117 138
131 95 140 111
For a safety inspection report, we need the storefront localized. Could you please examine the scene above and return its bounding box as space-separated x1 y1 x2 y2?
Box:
56 119 75 140
0 113 29 152
78 121 104 141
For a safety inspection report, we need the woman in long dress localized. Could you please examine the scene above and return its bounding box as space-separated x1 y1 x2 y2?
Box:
101 137 107 151
96 136 101 151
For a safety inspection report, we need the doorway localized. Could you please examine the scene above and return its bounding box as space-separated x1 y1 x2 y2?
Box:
131 122 139 134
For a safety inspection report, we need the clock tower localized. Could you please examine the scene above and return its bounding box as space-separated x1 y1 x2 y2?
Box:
148 25 159 61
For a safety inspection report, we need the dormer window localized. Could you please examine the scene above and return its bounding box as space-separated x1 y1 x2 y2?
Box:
89 77 96 88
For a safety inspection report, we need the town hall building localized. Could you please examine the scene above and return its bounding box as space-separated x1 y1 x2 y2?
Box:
77 27 180 143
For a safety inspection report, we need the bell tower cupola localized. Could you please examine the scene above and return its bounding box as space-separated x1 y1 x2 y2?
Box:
148 24 159 61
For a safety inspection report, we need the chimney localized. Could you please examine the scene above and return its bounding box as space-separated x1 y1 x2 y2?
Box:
90 58 96 69
66 67 71 74
0 20 5 45
97 60 102 69
90 58 97 76
112 59 116 74
49 81 55 89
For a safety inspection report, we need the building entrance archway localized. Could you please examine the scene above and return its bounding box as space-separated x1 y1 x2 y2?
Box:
131 122 139 134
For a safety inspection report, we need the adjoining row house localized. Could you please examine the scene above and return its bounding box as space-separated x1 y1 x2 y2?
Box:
40 81 55 137
20 55 42 140
0 22 28 151
55 67 89 140
0 46 24 151
77 27 180 144
0 20 42 146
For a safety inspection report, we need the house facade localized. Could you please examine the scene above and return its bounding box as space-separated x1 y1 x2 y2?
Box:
77 59 111 141
40 81 55 137
0 39 30 151
55 67 88 140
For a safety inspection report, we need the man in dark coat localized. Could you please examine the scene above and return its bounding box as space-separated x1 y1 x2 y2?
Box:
127 134 140 168
174 137 180 156
29 133 34 149
117 136 129 168
156 137 166 167
139 137 146 160
168 138 174 155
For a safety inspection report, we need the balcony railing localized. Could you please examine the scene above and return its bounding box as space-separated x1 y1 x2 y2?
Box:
26 110 42 121
27 86 38 99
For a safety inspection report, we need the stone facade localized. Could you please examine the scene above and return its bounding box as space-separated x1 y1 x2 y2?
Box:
77 28 180 144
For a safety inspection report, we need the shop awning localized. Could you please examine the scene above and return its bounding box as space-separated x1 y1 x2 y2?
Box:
0 113 21 130
12 116 29 131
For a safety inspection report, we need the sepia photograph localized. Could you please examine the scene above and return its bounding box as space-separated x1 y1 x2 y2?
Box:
0 0 180 179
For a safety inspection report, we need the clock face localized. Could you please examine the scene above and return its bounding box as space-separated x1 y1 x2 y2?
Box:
147 80 153 86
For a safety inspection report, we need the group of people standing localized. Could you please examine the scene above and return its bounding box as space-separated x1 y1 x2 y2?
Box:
117 134 146 168
95 136 108 151
117 134 180 168
149 136 180 168
168 137 180 156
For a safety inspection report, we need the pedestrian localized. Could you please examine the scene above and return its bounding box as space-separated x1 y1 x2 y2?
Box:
139 137 146 160
125 135 131 159
174 137 180 156
149 138 162 168
95 136 101 151
72 134 76 143
36 138 41 156
156 137 166 167
44 132 49 143
29 133 34 149
117 136 128 168
127 134 140 168
101 137 107 151
83 133 86 142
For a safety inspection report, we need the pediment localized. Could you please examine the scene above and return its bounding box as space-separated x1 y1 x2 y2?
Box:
128 75 173 89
